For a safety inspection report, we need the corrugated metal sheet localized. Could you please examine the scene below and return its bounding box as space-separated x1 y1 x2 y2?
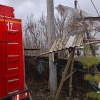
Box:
50 34 83 52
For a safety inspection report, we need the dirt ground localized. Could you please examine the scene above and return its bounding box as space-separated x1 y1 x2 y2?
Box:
26 79 91 100
25 57 95 100
26 79 51 100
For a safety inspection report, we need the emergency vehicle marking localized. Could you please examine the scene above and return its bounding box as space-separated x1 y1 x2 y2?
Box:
0 18 21 24
7 22 13 30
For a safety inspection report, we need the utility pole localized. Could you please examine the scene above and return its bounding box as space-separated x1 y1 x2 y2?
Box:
46 0 57 97
74 0 77 9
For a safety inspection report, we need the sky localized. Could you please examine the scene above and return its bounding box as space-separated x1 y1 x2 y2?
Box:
0 0 100 24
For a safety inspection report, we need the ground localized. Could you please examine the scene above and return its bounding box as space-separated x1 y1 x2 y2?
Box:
26 79 92 100
26 79 51 100
25 57 98 100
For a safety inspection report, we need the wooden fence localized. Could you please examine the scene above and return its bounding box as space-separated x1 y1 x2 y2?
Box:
25 56 100 92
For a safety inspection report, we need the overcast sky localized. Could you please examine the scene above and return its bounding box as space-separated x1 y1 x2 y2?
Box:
0 0 100 24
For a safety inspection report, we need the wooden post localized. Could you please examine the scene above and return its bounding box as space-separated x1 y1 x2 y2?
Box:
55 48 75 100
69 59 74 98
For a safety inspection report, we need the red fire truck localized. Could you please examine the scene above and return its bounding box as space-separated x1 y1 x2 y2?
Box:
0 4 29 100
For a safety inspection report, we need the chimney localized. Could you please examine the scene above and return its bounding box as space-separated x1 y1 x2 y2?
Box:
74 0 77 9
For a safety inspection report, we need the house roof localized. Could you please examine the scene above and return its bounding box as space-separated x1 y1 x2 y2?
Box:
56 4 91 18
50 34 83 52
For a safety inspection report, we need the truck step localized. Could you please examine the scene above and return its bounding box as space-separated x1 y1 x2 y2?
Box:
8 55 19 57
8 90 19 95
8 78 19 82
8 67 19 71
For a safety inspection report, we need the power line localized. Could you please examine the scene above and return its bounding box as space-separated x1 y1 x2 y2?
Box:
77 0 100 17
76 0 83 18
90 0 100 16
77 1 81 10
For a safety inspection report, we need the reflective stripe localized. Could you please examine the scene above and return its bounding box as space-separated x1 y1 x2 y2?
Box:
0 19 21 24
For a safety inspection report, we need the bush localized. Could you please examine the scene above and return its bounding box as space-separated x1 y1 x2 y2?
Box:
78 57 100 69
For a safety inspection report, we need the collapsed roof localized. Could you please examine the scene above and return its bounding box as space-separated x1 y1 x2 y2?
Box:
55 4 91 18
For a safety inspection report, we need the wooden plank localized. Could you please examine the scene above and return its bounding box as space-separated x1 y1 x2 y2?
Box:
39 48 69 56
86 41 100 45
55 48 75 100
24 48 41 50
84 39 100 42
77 17 100 21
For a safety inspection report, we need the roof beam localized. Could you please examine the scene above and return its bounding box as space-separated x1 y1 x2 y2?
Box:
24 48 41 50
77 17 100 21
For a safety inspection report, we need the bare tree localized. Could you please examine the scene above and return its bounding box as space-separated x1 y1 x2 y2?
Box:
24 4 88 52
24 14 48 56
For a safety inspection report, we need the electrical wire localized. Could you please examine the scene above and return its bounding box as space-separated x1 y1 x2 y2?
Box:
77 0 81 10
77 0 100 17
90 0 100 17
76 0 83 18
